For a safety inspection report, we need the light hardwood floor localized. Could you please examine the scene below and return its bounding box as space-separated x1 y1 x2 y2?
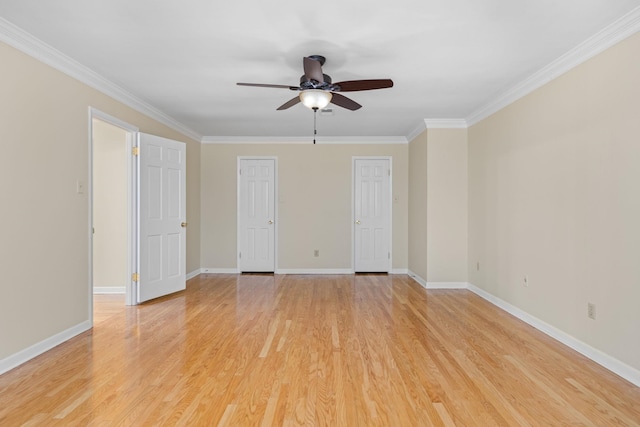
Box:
1 274 639 426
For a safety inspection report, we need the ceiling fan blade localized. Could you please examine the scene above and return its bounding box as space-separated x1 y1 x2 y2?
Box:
237 82 298 90
277 96 301 110
334 79 394 92
303 57 324 83
330 93 362 111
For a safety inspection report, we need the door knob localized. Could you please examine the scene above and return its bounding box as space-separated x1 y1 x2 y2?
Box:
355 220 361 225
268 220 274 224
181 222 188 228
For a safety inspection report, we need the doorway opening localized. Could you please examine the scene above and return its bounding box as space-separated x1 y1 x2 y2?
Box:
89 108 139 315
92 119 128 294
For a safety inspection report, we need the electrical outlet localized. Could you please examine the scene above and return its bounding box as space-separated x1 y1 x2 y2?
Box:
588 303 596 320
314 249 319 257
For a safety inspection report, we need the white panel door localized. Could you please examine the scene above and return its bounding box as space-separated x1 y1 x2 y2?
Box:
238 159 276 272
354 159 391 272
138 133 186 302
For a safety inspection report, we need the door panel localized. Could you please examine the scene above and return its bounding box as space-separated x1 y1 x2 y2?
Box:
354 159 391 272
239 159 276 272
138 133 186 303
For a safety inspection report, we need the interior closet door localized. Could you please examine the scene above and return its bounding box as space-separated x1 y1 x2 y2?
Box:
238 158 276 272
354 158 391 272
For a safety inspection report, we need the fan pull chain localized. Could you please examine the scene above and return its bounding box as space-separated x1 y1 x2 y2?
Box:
313 107 318 144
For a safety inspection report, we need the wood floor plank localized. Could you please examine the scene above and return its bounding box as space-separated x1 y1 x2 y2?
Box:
1 274 639 426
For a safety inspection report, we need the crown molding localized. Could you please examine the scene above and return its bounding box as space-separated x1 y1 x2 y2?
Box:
406 122 426 142
424 119 468 129
466 6 640 126
0 17 202 142
202 135 408 144
406 119 469 143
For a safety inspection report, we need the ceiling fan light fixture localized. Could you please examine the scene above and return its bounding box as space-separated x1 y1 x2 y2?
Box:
300 89 333 110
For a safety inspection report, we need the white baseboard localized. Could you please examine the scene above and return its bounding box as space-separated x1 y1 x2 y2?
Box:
425 281 469 289
186 269 201 280
407 271 468 289
200 268 239 274
93 286 125 294
408 270 427 288
276 268 353 275
198 268 408 276
0 320 92 376
467 284 640 388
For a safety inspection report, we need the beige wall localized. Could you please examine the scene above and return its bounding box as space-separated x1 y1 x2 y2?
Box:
408 130 428 279
201 143 408 271
0 40 201 361
426 128 468 283
468 32 640 371
407 128 468 284
92 119 128 289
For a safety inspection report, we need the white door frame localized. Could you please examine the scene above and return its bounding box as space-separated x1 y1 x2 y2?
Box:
351 156 393 272
88 107 139 309
237 156 278 272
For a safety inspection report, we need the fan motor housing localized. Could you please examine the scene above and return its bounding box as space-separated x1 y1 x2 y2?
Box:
300 73 332 89
308 54 326 65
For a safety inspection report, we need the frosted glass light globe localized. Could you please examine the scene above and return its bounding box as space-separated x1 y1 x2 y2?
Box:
299 90 333 109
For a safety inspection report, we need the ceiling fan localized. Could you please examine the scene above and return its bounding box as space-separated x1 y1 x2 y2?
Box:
237 55 393 111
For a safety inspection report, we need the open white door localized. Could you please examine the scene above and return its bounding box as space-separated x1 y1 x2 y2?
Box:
238 158 276 272
354 158 391 272
138 133 186 303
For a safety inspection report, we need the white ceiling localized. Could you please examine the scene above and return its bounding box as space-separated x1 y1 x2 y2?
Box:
0 1 638 139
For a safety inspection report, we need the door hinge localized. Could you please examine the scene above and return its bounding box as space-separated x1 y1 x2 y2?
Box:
388 169 391 176
132 146 139 156
239 169 242 175
239 252 242 259
388 252 391 259
132 273 140 282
